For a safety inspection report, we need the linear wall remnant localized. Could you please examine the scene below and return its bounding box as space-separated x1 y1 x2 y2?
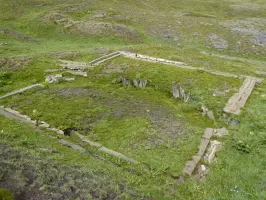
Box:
182 128 227 176
223 77 257 115
0 107 139 164
0 83 43 100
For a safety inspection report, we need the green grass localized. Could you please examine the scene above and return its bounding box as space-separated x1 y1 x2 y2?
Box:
1 0 266 199
0 189 14 200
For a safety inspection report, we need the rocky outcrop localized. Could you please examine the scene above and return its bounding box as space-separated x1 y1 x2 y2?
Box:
172 83 190 102
133 79 148 88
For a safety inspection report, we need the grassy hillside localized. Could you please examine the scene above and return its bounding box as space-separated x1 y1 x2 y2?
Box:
0 0 266 199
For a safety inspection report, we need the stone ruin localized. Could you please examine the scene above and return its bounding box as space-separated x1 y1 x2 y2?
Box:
120 76 131 86
45 74 75 83
133 79 148 88
120 76 148 88
201 104 215 121
172 83 190 102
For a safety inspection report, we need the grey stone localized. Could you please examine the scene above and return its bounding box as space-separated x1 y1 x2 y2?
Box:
45 74 63 83
203 128 213 139
205 140 222 163
133 79 148 88
172 83 190 102
207 110 215 120
120 76 131 86
39 123 50 128
213 128 228 137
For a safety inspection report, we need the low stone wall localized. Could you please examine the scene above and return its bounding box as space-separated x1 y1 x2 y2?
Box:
0 84 43 100
0 107 139 164
182 128 227 176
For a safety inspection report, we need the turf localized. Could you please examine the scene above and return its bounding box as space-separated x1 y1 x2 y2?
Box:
0 0 266 199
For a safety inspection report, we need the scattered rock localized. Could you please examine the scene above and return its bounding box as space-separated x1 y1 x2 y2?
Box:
0 57 33 70
213 128 228 137
209 33 228 49
59 59 89 70
50 148 58 154
45 74 75 83
207 110 215 120
230 4 265 11
220 18 266 46
256 71 266 76
200 164 207 172
0 28 40 43
201 104 215 120
45 74 63 83
43 11 142 42
229 119 240 126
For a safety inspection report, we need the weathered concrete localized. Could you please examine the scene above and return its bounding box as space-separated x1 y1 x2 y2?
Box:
0 108 31 123
119 51 263 84
224 77 257 115
74 131 138 163
183 127 227 176
0 84 43 100
99 146 139 164
66 70 87 77
202 128 213 140
183 155 201 176
73 131 101 147
89 52 121 65
59 139 86 151
205 140 222 163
